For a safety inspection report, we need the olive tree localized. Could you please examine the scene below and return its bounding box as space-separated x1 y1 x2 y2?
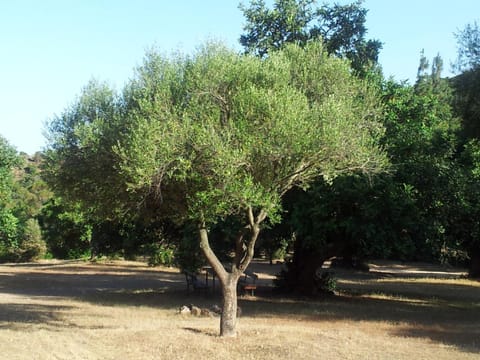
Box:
115 42 387 336
46 41 387 337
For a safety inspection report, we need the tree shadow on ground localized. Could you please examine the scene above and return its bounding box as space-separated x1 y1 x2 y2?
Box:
0 259 174 274
0 262 478 354
69 279 480 354
336 276 480 302
239 282 480 354
0 267 185 298
392 324 479 354
0 301 125 332
0 303 70 328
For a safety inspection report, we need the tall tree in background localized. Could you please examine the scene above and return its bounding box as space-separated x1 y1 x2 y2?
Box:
385 58 462 263
0 136 21 253
312 0 382 74
457 140 480 276
452 21 480 139
239 0 382 75
454 21 480 72
278 50 469 293
451 21 480 276
239 0 315 56
43 80 139 259
45 42 387 336
44 80 122 215
0 138 49 261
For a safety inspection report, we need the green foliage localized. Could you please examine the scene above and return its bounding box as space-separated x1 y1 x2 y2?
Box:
453 140 480 274
0 135 20 168
278 52 470 293
146 243 176 267
0 210 24 263
175 224 206 272
239 0 316 56
12 153 52 222
454 21 480 72
44 80 125 219
452 21 480 140
38 198 92 259
383 69 463 261
0 135 20 211
315 271 337 294
0 137 50 262
0 208 19 247
452 69 480 139
114 42 386 227
17 219 46 261
0 219 46 262
265 237 290 262
451 22 480 274
271 239 289 261
313 0 382 74
44 41 386 279
239 0 382 75
290 175 421 262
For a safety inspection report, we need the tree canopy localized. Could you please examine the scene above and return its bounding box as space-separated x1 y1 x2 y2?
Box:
454 21 480 72
45 41 387 336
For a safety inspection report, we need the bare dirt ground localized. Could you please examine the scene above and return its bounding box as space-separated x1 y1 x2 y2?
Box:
0 259 478 360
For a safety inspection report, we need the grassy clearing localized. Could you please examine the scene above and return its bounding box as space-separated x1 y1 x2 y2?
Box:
0 260 478 359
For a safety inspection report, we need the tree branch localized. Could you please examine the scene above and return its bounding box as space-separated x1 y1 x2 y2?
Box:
238 207 267 272
198 221 228 284
274 161 317 195
247 206 255 228
256 209 267 224
239 223 260 272
233 227 249 270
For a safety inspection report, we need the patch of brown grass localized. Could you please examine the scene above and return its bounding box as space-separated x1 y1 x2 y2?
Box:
0 260 478 359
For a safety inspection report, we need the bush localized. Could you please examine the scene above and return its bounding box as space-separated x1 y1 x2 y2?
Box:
0 209 18 247
0 219 46 262
38 199 92 259
314 270 337 294
175 224 206 272
257 236 291 264
0 243 17 262
271 238 289 261
18 219 47 261
147 243 176 267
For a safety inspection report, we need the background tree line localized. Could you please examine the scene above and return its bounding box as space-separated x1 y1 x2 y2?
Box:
1 0 479 290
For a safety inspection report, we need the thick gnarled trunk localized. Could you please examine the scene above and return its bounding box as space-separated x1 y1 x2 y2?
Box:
285 250 327 295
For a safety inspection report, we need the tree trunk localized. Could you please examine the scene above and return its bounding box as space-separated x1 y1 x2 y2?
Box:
220 275 239 337
197 208 265 337
281 234 336 295
198 223 243 337
469 249 480 278
291 251 327 295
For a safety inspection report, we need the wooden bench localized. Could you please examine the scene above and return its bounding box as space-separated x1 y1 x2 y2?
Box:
184 271 209 293
238 269 258 296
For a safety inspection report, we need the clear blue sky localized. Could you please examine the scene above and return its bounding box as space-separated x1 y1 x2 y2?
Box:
1 0 479 154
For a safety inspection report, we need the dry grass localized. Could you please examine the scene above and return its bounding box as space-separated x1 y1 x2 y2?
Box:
0 260 478 359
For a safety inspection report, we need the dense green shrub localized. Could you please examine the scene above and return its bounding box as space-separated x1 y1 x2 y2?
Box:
18 219 46 261
146 243 176 267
